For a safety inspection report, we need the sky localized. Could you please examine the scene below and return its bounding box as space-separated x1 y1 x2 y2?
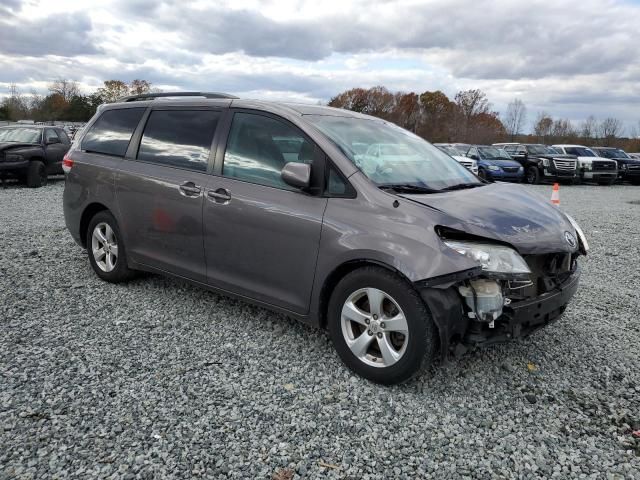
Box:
1 0 639 133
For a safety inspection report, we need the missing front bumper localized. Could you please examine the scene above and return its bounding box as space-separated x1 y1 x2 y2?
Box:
419 266 581 359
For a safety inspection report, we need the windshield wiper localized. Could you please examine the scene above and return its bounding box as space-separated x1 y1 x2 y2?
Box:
378 184 441 194
438 183 484 192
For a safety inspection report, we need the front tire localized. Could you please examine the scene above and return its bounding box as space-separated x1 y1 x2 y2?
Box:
525 166 540 184
327 267 437 385
86 211 135 283
26 161 47 188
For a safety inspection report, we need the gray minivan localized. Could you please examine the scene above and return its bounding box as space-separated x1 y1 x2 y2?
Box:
63 92 586 384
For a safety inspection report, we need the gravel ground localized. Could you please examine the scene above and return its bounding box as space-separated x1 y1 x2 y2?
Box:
1 178 639 479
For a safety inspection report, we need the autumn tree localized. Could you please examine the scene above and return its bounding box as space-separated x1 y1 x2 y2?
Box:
551 119 576 142
328 88 371 113
48 79 80 102
533 112 553 143
129 79 153 95
580 115 598 144
418 90 455 142
392 92 420 133
453 89 496 142
96 80 130 103
598 117 623 145
504 98 527 141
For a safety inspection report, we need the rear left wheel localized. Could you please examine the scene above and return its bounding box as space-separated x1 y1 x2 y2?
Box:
328 267 437 385
87 211 135 283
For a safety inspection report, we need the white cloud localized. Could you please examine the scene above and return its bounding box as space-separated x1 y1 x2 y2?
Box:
1 0 639 132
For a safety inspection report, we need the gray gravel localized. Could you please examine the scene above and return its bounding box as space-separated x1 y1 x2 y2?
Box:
1 178 639 479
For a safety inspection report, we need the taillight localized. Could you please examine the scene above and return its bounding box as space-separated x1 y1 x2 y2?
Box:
62 153 73 174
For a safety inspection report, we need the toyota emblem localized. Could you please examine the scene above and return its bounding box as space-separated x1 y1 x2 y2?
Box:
565 231 577 249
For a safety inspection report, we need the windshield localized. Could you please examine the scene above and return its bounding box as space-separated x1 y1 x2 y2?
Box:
596 148 629 159
306 115 480 189
478 146 512 160
527 144 556 155
435 145 460 156
0 127 41 143
566 147 595 157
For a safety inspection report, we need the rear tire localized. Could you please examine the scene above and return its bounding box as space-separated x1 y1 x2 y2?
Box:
26 161 47 188
86 211 135 283
327 266 437 385
525 166 540 184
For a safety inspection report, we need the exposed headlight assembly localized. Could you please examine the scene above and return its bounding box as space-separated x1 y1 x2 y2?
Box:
541 158 550 167
563 214 589 254
487 165 501 171
444 240 531 276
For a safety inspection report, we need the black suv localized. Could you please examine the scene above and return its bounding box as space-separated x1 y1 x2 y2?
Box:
0 125 71 187
590 147 640 185
494 143 579 185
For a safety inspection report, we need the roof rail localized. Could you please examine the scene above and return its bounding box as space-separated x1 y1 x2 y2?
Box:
119 91 239 102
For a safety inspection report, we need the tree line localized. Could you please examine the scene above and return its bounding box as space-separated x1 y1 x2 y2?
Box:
0 79 158 123
2 80 639 152
329 86 640 151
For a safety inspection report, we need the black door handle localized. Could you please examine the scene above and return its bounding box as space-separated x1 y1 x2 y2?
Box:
179 182 201 196
207 188 231 204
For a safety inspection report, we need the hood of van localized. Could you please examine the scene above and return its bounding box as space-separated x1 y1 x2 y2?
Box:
400 183 578 254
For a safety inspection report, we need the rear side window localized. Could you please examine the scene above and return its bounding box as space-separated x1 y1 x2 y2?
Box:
82 108 145 157
223 112 315 190
44 129 59 143
137 110 219 172
57 130 70 144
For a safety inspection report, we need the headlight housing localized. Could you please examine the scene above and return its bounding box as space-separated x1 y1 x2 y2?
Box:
563 214 589 254
444 240 531 275
518 166 524 172
4 153 24 162
541 158 550 167
487 165 501 171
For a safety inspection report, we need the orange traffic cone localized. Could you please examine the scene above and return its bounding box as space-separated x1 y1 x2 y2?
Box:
551 183 560 205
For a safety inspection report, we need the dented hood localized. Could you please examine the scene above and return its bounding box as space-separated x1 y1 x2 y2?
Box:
401 183 577 254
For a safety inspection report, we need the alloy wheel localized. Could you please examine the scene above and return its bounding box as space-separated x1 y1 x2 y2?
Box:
91 222 118 272
340 287 409 368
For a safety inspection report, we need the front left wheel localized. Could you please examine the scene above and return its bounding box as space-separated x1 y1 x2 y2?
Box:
328 267 437 385
86 211 135 283
26 161 47 188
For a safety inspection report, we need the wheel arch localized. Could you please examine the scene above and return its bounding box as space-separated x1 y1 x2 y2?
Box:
79 202 110 248
317 259 416 330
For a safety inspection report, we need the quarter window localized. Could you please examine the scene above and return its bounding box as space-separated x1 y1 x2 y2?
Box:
223 113 315 190
137 110 219 172
45 129 59 143
82 108 145 157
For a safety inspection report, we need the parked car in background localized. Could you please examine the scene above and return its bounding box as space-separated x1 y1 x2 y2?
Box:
465 145 524 182
590 147 640 185
628 153 640 160
62 91 586 384
434 144 479 174
552 145 617 185
495 143 579 185
0 125 71 187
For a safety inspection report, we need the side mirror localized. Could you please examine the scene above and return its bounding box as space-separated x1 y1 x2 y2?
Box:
47 137 61 145
281 162 311 189
469 154 479 160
